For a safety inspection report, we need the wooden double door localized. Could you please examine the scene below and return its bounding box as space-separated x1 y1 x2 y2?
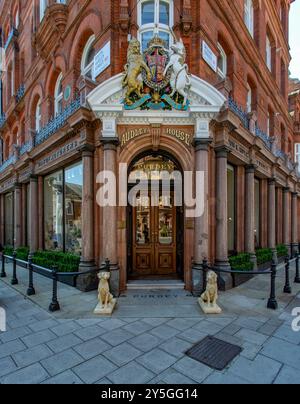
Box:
132 193 177 276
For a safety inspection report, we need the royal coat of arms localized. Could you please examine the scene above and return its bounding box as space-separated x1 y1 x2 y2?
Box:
122 34 191 111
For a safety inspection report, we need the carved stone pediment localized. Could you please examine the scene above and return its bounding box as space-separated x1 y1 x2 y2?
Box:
33 4 68 60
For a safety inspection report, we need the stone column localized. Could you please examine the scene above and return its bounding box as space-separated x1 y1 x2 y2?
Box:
215 146 231 289
245 165 257 268
14 183 22 248
193 139 212 263
29 175 39 253
77 145 97 292
291 192 298 256
21 184 27 247
268 178 277 261
283 187 291 256
0 194 4 246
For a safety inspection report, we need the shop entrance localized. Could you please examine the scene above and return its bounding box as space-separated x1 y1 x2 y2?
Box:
127 152 184 279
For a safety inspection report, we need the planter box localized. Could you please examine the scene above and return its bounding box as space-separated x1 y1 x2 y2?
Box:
231 272 254 288
41 271 77 288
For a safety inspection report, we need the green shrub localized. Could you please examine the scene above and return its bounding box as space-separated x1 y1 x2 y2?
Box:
229 253 254 272
256 248 273 265
32 250 80 273
3 246 29 261
277 244 288 258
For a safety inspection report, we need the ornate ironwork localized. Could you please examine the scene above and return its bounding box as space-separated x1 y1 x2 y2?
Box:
228 97 250 130
255 125 272 150
19 141 32 156
4 28 18 50
0 114 6 128
0 155 17 173
16 84 25 104
35 97 81 146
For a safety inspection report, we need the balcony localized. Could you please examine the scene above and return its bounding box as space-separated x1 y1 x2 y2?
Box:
0 113 6 129
19 141 33 156
4 28 18 51
0 155 17 174
15 84 25 104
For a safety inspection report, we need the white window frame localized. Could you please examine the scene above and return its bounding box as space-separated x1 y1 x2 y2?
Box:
217 43 227 79
266 35 272 71
246 84 252 113
244 0 254 37
295 143 300 165
137 0 174 50
54 73 63 116
35 99 42 132
40 0 47 22
267 111 270 137
81 35 96 80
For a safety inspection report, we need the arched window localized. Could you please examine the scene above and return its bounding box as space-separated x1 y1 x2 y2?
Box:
35 99 42 132
81 35 96 80
138 0 174 50
217 43 227 78
244 0 254 37
54 73 63 116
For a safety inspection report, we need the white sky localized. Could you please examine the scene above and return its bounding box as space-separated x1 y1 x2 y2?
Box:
290 0 300 79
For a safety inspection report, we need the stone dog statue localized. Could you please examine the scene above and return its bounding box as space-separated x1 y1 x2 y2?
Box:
94 271 116 315
198 270 222 314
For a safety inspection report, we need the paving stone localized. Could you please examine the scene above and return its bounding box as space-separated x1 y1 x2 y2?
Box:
229 354 282 384
152 368 196 384
7 316 36 330
122 320 153 335
233 317 264 331
1 363 49 384
136 348 177 374
75 319 107 327
103 342 142 366
166 318 199 331
51 321 82 337
240 342 262 360
206 317 235 328
142 318 170 327
273 324 300 345
46 334 83 353
172 357 213 383
127 333 161 352
41 349 84 376
74 337 112 360
96 378 113 384
42 370 83 384
203 371 251 384
21 329 57 348
101 328 135 347
73 355 117 383
150 325 180 340
28 319 59 333
0 326 31 343
274 365 300 384
177 328 207 344
100 319 126 331
13 344 53 367
192 320 224 335
221 323 241 336
74 325 107 341
159 337 192 358
261 337 300 370
0 356 17 377
107 361 155 384
235 328 269 345
0 339 26 359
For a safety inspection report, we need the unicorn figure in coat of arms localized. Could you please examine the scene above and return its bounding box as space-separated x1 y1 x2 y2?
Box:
163 32 191 106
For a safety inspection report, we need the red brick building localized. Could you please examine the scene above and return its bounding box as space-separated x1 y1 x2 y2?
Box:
0 0 299 292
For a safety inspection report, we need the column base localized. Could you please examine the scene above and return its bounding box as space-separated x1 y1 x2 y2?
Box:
271 248 278 264
77 261 99 292
249 253 257 270
285 244 291 258
214 260 232 291
291 243 299 258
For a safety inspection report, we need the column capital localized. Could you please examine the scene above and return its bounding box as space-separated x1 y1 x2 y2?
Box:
245 164 256 174
291 191 298 198
215 145 230 158
29 174 38 182
77 143 95 156
268 178 276 186
13 182 22 189
101 137 120 150
193 138 213 151
283 186 290 194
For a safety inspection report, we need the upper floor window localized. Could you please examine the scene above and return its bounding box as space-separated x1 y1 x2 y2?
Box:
35 99 42 132
246 83 252 113
81 35 96 80
40 0 47 22
266 35 272 71
295 144 300 170
244 0 254 37
54 73 63 116
217 43 227 79
138 0 173 50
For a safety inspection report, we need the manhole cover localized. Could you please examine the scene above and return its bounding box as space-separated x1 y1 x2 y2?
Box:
186 336 242 371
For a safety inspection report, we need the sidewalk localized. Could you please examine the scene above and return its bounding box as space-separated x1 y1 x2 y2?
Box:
0 261 300 384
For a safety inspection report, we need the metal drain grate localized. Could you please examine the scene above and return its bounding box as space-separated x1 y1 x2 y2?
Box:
186 336 242 371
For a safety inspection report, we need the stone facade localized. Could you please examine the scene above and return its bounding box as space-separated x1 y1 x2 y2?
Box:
0 0 299 293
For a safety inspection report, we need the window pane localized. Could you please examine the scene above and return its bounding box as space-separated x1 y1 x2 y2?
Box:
158 31 170 48
136 195 150 245
44 171 64 250
64 162 83 254
227 165 235 252
159 196 173 245
141 30 154 50
159 1 170 25
142 1 155 25
5 193 14 246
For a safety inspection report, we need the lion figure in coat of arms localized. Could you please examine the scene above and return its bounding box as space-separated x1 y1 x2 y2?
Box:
122 38 152 105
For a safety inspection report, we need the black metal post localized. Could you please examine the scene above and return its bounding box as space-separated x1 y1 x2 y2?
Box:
0 252 6 278
202 258 208 293
11 249 18 285
267 259 278 310
27 253 35 296
283 256 292 294
105 258 111 272
295 252 300 284
49 265 60 312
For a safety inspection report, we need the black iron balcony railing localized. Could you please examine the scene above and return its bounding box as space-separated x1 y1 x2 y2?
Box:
0 113 6 129
228 97 250 130
19 141 33 156
4 27 18 50
16 84 25 104
35 97 81 146
255 125 272 151
0 154 17 173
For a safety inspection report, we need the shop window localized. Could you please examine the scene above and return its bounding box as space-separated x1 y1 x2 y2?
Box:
44 162 83 254
54 73 63 116
138 0 173 50
4 192 14 246
244 0 254 37
227 164 236 253
217 43 227 79
81 35 96 80
254 178 260 248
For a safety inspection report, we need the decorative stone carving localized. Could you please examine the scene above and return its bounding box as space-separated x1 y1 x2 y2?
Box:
94 271 117 315
198 271 222 314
